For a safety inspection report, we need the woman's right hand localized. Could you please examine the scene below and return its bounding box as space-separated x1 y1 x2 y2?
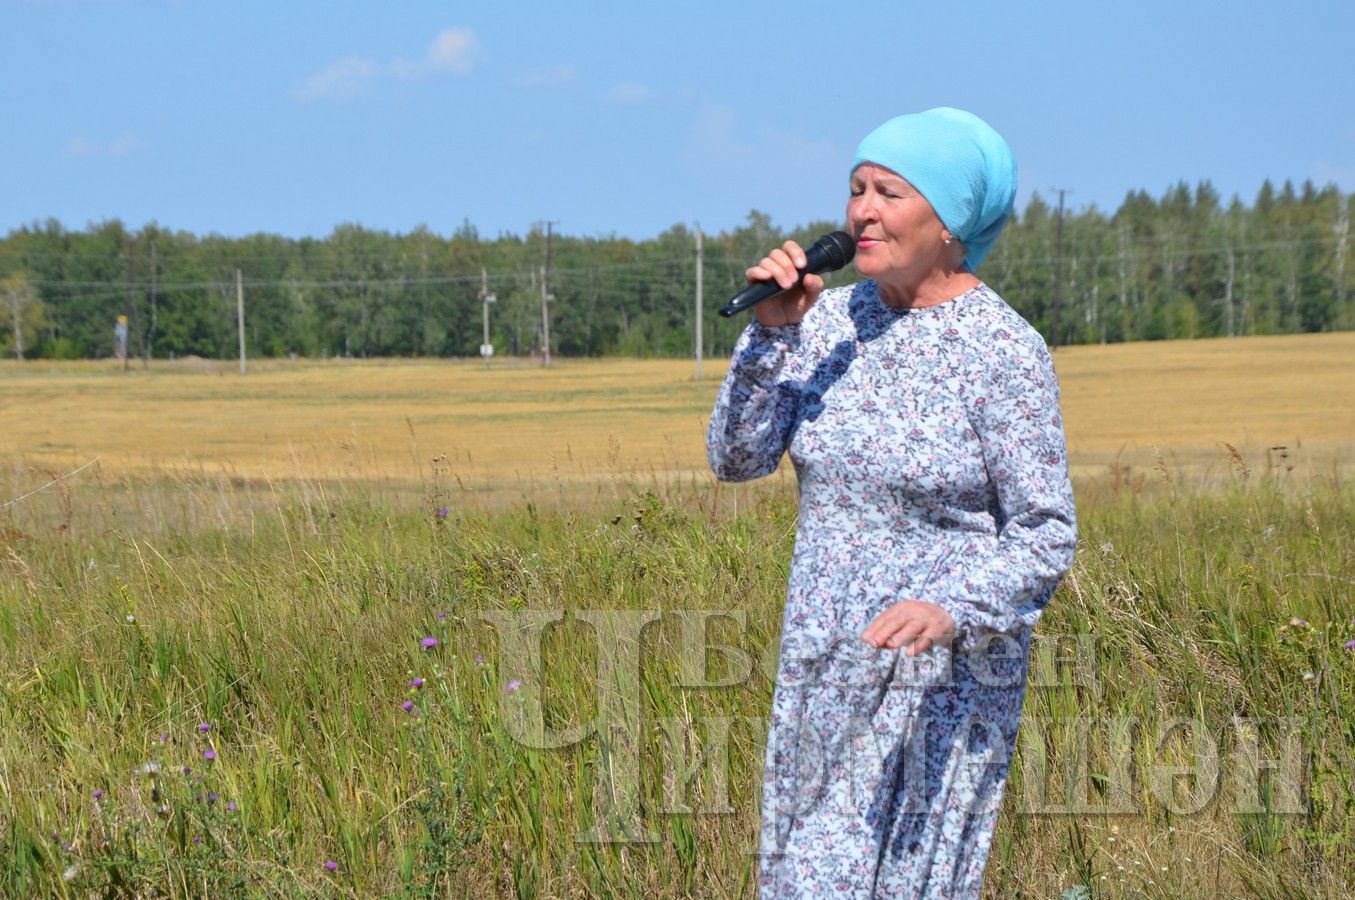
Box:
747 240 825 327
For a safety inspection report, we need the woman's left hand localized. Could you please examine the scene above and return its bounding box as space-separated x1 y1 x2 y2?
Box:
862 600 957 656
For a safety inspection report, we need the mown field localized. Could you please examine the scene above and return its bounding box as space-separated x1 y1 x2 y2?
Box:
2 330 1353 496
1 335 1353 897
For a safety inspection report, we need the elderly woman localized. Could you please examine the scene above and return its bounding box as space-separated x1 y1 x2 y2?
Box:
707 108 1076 898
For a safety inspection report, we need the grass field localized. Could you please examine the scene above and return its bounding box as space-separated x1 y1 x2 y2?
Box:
2 331 1352 499
1 335 1353 897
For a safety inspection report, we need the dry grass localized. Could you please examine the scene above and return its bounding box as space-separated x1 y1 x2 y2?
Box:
1 331 1352 502
0 357 715 495
1052 331 1355 485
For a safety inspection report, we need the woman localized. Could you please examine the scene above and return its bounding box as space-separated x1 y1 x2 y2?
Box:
707 108 1076 898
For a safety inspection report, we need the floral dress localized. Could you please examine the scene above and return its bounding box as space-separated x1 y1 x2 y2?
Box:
707 281 1077 898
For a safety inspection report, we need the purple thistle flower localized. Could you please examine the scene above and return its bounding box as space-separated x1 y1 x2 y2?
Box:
421 637 439 649
324 860 338 872
202 749 217 761
92 789 104 800
475 654 485 665
1344 639 1355 651
226 801 237 813
402 700 415 712
506 679 522 695
182 767 193 776
157 734 169 744
207 791 219 804
437 612 448 622
197 722 211 734
408 677 424 689
193 836 202 846
436 506 450 519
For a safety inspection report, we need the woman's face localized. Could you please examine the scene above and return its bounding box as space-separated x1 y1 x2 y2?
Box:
847 163 949 285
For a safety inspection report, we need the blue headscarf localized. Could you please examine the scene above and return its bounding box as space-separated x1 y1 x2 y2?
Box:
852 107 1017 272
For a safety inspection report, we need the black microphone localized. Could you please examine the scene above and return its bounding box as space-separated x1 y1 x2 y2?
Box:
718 230 856 318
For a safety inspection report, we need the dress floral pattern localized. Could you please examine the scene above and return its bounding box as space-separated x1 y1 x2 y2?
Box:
707 280 1077 898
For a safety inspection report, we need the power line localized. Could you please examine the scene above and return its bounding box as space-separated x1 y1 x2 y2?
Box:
3 217 1348 266
16 256 697 290
15 234 1346 300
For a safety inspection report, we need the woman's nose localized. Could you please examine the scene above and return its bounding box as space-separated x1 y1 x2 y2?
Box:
849 195 878 225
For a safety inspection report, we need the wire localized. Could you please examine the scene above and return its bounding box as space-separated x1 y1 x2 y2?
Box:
0 458 101 511
11 233 1345 298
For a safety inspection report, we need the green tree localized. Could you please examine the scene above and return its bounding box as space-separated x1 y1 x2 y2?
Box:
1 271 45 359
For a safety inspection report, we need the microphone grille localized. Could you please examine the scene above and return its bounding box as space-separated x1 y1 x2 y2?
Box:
819 230 856 268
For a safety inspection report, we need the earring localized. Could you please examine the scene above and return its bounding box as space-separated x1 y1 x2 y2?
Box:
943 236 953 246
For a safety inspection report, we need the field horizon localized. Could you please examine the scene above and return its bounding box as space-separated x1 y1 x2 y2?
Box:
2 331 1352 511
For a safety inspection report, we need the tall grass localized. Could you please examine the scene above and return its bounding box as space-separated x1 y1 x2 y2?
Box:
0 464 1351 897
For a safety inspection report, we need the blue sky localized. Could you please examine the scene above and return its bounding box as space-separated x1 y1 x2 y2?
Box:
3 0 1353 240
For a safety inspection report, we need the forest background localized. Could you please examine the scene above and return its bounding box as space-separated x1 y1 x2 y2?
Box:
4 178 1353 363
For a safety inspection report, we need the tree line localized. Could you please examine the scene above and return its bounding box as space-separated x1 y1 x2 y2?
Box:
2 178 1351 361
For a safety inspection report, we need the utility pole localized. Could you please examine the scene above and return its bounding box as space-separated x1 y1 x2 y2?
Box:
1335 197 1350 314
1050 188 1069 350
147 241 158 364
480 266 496 369
124 247 134 372
419 233 429 357
8 287 22 360
694 223 704 380
1223 246 1236 338
236 268 246 375
540 265 552 368
540 221 558 367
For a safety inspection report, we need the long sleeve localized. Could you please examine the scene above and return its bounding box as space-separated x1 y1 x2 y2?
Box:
706 322 804 482
937 335 1077 640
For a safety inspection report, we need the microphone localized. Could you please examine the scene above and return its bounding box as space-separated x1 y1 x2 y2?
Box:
718 230 856 318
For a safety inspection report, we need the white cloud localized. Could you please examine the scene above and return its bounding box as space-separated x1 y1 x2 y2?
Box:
516 66 577 87
296 28 477 102
65 132 148 158
107 133 147 156
427 28 477 74
65 137 99 157
608 83 649 103
389 28 480 80
293 56 379 101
